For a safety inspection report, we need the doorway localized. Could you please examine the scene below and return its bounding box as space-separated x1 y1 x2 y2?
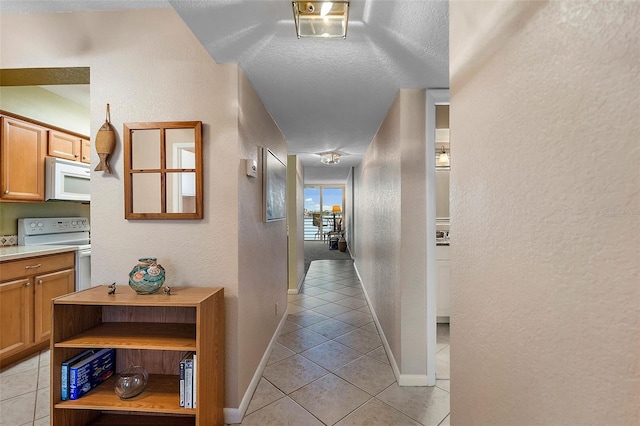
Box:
303 185 348 273
426 89 450 386
0 67 91 236
303 185 344 241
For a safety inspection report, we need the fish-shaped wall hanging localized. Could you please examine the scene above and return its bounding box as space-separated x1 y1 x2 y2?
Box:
94 104 116 173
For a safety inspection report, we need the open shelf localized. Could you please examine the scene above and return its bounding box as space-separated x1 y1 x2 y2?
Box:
51 285 224 425
55 322 196 351
55 374 192 414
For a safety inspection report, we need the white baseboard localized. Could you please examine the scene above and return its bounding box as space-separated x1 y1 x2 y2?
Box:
353 263 430 387
353 265 402 383
288 270 305 294
398 373 430 386
223 307 290 424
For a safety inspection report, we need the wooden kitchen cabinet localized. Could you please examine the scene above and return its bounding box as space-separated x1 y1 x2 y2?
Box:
51 285 225 425
49 130 90 163
436 245 450 322
81 137 91 163
1 111 90 202
0 252 75 368
0 278 32 359
0 116 47 201
34 268 75 342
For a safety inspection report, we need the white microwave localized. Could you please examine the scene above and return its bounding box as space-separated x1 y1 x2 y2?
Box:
45 157 91 202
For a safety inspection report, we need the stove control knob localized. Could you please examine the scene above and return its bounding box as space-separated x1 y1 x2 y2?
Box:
37 222 43 227
30 222 36 228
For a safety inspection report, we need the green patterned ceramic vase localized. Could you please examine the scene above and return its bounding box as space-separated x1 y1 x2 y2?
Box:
129 258 165 295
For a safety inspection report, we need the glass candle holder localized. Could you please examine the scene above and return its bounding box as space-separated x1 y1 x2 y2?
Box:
114 365 148 399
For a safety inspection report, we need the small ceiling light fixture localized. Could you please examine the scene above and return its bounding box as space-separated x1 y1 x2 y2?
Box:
292 1 350 39
437 146 450 166
320 151 341 165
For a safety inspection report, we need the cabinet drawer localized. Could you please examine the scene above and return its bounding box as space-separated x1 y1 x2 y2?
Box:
1 252 75 282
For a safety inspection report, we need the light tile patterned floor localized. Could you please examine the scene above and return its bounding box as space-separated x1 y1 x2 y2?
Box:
0 348 50 425
236 259 451 425
0 259 450 426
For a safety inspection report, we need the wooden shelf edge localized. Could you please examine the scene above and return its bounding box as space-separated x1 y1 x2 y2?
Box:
88 413 196 425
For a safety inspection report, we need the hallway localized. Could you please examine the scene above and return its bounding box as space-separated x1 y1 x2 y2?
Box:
235 259 450 425
0 259 449 425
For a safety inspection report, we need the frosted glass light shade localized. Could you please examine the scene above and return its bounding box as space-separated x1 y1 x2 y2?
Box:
320 152 341 164
293 1 349 39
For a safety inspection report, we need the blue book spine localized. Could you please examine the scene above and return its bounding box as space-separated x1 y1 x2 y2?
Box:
69 348 115 400
61 349 95 401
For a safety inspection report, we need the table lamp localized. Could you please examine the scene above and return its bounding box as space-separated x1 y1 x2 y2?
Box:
332 205 341 231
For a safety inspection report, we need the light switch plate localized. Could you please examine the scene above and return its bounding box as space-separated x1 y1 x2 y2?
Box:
246 159 258 177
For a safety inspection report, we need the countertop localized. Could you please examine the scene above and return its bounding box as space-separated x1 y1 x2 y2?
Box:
0 245 78 262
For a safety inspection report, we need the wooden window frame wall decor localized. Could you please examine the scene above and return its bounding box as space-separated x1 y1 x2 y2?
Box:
123 121 203 219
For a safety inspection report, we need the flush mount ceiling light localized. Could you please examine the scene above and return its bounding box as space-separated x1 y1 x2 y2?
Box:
320 151 341 165
292 1 349 39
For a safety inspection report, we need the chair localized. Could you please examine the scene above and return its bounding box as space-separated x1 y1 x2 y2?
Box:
312 213 325 241
324 218 342 244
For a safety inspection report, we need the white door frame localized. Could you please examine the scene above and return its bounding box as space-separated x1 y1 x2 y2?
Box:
426 89 450 385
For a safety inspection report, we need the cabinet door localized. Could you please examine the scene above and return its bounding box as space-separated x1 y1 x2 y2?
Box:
436 169 450 219
0 117 47 201
0 278 32 359
81 138 91 164
436 259 451 318
34 269 74 343
48 130 81 161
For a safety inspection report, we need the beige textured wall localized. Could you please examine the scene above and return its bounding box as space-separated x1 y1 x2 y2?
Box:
356 93 402 362
355 89 428 378
0 8 245 407
450 1 640 425
237 69 288 402
399 90 427 375
287 155 305 292
345 167 354 256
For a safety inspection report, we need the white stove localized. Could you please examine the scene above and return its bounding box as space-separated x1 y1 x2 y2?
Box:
18 217 91 291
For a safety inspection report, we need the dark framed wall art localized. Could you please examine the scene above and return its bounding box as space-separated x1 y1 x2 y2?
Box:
263 148 286 222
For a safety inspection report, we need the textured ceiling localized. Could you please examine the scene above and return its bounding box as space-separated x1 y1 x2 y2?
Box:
1 0 449 184
171 0 449 183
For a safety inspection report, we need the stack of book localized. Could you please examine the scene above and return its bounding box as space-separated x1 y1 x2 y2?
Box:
179 352 197 408
61 348 115 400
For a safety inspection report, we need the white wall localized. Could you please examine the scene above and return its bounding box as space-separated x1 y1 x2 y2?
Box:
0 86 90 135
1 8 286 411
450 1 640 424
354 89 429 382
